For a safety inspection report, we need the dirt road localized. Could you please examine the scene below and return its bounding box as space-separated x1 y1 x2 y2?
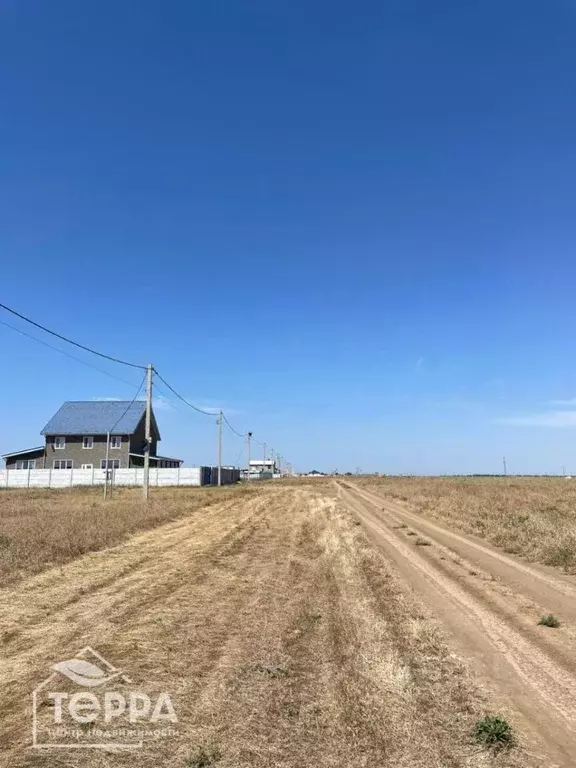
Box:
338 481 576 767
0 485 519 767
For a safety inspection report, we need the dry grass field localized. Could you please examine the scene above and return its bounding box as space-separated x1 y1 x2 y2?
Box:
0 485 259 584
356 476 576 573
0 482 525 768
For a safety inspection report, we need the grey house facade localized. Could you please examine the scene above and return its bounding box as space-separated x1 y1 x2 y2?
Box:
2 401 182 470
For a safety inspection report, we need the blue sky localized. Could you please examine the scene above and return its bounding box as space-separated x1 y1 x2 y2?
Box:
2 0 576 474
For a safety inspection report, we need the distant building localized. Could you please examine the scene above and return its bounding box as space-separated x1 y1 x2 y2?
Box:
248 459 276 472
246 459 276 479
2 400 182 470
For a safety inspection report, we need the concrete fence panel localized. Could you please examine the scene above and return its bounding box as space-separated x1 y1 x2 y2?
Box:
0 466 223 489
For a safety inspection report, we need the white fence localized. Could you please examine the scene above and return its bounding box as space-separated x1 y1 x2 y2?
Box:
0 466 240 489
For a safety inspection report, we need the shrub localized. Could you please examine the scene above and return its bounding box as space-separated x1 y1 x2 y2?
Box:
538 614 561 628
474 715 514 749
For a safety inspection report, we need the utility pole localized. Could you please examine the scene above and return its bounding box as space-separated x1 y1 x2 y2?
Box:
103 431 111 500
503 456 507 477
277 453 281 475
143 363 153 500
562 465 566 477
247 431 252 480
217 410 223 486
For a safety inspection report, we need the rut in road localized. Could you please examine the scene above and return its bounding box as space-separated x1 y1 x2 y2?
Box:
338 481 576 768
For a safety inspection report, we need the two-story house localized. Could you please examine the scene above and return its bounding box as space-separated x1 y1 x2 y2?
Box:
2 400 182 470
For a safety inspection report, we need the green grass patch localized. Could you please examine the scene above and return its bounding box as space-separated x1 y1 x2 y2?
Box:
186 745 222 767
474 715 514 750
538 614 561 628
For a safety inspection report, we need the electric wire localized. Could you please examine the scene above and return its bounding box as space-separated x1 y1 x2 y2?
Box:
108 371 148 433
0 318 141 389
152 369 217 417
0 302 146 370
0 303 282 465
152 370 273 459
148 382 181 414
222 412 246 438
234 445 244 467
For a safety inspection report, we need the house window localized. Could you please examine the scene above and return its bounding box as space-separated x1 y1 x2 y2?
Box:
101 459 120 470
54 436 66 450
110 436 122 449
81 464 93 470
82 436 94 449
15 460 36 470
53 460 73 470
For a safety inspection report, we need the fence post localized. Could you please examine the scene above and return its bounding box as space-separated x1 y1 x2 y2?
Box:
48 468 52 488
177 465 181 487
6 466 9 489
70 468 73 487
92 465 95 486
27 466 31 488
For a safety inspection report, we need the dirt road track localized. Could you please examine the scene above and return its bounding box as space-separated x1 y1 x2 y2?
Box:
0 485 521 768
338 481 576 768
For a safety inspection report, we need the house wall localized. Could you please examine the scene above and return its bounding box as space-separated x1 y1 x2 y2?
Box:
43 435 130 469
6 409 164 470
129 415 159 459
128 455 180 468
4 448 45 470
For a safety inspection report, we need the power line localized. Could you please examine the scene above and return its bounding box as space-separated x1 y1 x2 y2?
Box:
0 302 146 370
222 412 246 438
151 380 215 422
152 369 271 452
152 369 217 417
1 304 285 467
0 318 142 389
153 371 273 462
108 371 147 433
149 382 183 414
234 444 244 466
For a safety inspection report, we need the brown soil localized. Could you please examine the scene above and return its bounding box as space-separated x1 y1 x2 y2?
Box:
338 481 576 767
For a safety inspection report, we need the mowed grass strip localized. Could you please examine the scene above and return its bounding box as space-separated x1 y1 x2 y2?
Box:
359 476 576 573
0 485 257 584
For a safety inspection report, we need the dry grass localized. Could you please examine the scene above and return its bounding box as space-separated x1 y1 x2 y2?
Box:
0 484 257 584
358 476 576 573
0 486 520 766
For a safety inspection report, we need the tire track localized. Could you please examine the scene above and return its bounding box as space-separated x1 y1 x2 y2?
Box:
337 482 576 768
353 482 576 609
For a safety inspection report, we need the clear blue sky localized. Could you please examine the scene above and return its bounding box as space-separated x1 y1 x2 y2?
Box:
2 0 576 474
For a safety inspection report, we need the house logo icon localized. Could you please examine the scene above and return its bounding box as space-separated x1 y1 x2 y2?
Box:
32 646 178 750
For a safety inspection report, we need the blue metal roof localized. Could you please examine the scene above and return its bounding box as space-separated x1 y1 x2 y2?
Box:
41 401 148 436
